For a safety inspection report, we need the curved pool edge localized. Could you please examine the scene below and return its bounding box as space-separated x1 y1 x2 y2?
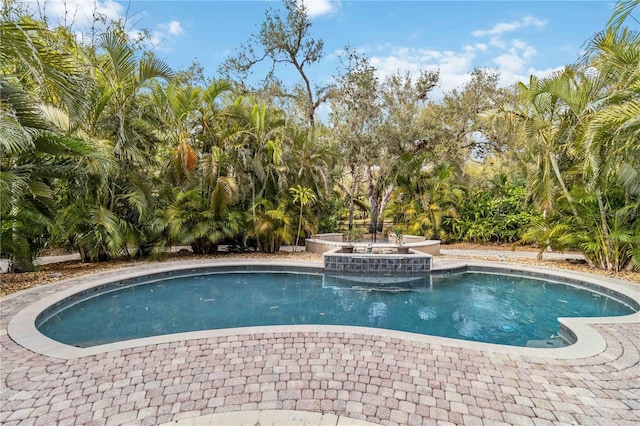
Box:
7 259 640 361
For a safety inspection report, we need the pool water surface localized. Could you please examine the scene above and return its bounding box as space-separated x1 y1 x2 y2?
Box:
37 271 636 348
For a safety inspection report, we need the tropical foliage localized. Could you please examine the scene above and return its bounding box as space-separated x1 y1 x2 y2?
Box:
480 9 640 271
1 0 638 272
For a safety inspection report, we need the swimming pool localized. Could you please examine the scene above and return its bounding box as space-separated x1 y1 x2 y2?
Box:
35 269 636 349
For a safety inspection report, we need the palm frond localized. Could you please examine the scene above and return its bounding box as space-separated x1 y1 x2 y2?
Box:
202 80 233 105
0 79 50 145
618 161 640 196
139 55 174 83
607 0 640 30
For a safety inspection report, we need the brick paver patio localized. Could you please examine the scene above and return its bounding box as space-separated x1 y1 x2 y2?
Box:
1 259 639 425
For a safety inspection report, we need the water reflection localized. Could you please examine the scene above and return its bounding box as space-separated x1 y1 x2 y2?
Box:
368 302 388 325
418 307 437 320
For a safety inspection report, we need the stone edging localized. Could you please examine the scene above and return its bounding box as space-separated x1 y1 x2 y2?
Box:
162 409 378 425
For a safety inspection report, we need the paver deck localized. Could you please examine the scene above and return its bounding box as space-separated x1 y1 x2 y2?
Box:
1 258 639 425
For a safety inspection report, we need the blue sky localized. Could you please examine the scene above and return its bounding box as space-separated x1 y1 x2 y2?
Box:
34 0 614 99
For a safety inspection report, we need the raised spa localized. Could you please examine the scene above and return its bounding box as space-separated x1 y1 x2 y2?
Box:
36 270 636 348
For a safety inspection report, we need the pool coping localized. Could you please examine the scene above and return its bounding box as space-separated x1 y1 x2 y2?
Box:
162 409 378 425
6 259 640 361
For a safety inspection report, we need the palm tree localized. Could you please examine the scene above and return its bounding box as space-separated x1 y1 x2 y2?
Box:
582 26 640 196
225 98 288 219
289 185 317 251
507 74 581 216
0 16 89 121
386 163 464 242
0 16 101 270
250 198 294 253
149 82 203 185
149 79 233 186
607 0 640 29
70 28 174 261
481 7 640 270
286 126 332 198
163 186 242 254
91 29 173 163
579 25 640 270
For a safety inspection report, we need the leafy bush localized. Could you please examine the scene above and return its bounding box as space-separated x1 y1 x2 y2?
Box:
447 179 540 244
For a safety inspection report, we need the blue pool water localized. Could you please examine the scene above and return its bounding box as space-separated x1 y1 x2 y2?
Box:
37 271 636 348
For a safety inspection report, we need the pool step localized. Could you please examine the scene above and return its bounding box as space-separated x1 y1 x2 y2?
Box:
525 337 567 348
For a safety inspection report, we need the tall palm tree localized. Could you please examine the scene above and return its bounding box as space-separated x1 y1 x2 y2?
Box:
149 79 233 187
483 9 640 270
579 25 640 270
225 98 288 218
582 26 640 198
479 72 580 217
289 185 317 251
91 30 173 163
70 28 174 261
149 82 203 186
1 16 101 270
287 126 332 199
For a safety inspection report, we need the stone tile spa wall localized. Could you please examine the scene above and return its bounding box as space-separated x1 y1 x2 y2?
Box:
324 251 431 274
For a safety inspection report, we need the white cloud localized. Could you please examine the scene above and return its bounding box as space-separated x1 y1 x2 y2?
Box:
530 66 565 79
493 39 538 76
128 20 186 52
355 19 557 102
472 15 546 38
494 53 526 75
472 21 521 38
469 43 487 52
151 20 186 50
167 21 184 36
370 55 423 76
522 16 547 29
511 39 528 50
496 66 561 90
489 37 507 49
28 0 124 28
473 16 545 68
298 0 340 18
367 46 477 100
127 29 162 49
494 53 561 89
94 0 124 22
26 0 185 52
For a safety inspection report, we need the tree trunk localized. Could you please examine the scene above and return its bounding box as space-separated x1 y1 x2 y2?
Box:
294 205 303 253
252 179 256 221
8 256 35 273
369 195 379 242
549 153 579 217
367 166 382 242
595 188 613 271
378 184 395 234
347 165 359 232
191 239 218 255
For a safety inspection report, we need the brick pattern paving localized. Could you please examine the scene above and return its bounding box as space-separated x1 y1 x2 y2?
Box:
2 266 639 425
